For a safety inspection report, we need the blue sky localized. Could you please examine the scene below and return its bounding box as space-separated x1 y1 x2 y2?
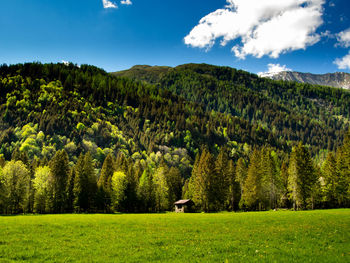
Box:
0 0 349 74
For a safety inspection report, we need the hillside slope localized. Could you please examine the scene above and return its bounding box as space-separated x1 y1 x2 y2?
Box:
0 63 282 171
115 63 350 154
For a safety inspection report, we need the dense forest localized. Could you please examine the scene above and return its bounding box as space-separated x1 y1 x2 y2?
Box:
0 62 349 214
115 64 350 155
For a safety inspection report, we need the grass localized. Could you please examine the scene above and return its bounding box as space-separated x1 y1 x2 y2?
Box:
0 210 349 262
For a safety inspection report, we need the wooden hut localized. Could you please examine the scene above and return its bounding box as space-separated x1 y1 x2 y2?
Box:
174 199 194 213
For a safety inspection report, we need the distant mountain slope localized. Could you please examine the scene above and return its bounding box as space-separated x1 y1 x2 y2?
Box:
260 71 350 89
112 65 171 84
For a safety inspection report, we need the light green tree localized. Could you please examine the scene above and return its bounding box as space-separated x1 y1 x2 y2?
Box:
0 160 30 214
111 171 127 211
32 166 51 213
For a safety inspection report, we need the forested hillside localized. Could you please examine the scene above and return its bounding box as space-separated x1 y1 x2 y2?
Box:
0 62 349 214
115 63 350 155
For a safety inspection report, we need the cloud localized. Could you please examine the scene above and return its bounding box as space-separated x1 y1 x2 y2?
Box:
103 0 118 9
185 0 325 59
334 52 350 70
336 28 350 48
258 63 292 77
120 0 132 5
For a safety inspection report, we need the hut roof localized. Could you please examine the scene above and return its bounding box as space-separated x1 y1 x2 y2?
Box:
174 199 192 205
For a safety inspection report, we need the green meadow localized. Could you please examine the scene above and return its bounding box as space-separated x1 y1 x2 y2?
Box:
0 210 349 262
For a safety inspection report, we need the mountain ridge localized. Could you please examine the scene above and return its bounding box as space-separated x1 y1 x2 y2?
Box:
259 71 350 90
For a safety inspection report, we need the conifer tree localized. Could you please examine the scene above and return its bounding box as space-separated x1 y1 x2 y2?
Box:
153 165 169 212
321 152 338 207
288 143 316 210
235 157 247 197
137 168 155 212
49 150 70 213
166 166 183 210
227 159 240 211
213 148 230 211
241 149 264 210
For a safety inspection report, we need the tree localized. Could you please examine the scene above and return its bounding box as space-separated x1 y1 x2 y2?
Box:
49 150 70 213
226 159 240 211
111 171 127 211
32 166 51 213
97 154 115 212
166 167 183 210
321 152 338 207
137 168 155 212
213 148 230 211
288 143 316 210
188 148 216 212
261 148 281 210
153 166 169 212
73 152 97 212
0 160 30 214
235 157 247 197
241 149 264 210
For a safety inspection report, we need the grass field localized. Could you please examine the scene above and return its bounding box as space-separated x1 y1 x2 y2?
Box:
0 210 349 262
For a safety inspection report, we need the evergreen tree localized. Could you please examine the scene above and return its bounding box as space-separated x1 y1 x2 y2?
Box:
73 153 97 212
49 150 70 213
279 160 290 208
226 159 240 211
321 152 338 207
166 167 183 210
137 168 155 212
153 166 169 212
213 148 230 211
288 143 316 210
241 149 264 210
235 157 247 198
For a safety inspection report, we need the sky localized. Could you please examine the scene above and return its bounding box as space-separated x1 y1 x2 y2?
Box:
0 0 349 75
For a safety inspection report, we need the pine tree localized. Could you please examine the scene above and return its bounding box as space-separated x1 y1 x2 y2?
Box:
137 168 155 212
279 160 290 208
213 148 230 211
321 152 338 207
241 149 264 210
49 150 70 213
166 167 183 210
153 166 169 212
73 153 97 212
235 157 247 198
288 143 316 210
226 159 240 211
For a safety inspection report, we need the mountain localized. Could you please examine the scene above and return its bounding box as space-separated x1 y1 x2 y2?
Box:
114 63 350 155
0 62 283 172
259 71 350 90
113 65 171 84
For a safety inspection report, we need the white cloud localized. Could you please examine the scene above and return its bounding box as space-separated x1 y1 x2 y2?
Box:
258 63 292 77
336 28 350 48
120 0 132 5
61 60 69 66
185 0 325 59
103 0 118 9
334 52 350 70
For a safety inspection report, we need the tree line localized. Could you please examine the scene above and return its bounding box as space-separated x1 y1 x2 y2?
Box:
0 129 348 214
